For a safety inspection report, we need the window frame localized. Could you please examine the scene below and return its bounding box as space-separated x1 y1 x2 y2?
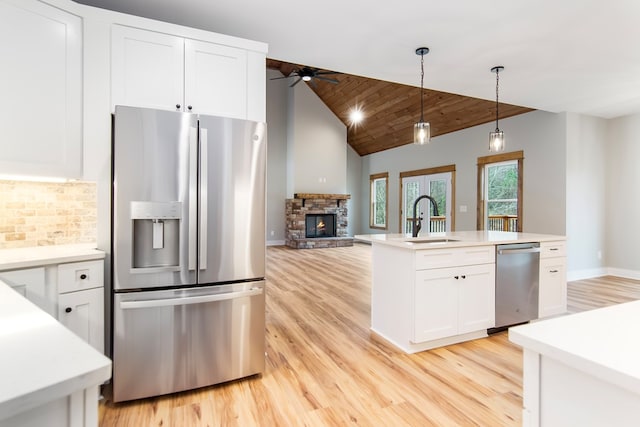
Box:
477 150 523 231
399 164 456 233
369 172 389 230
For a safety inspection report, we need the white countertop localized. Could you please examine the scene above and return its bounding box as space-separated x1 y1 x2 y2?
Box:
0 243 105 271
355 230 565 250
0 281 112 421
510 300 640 396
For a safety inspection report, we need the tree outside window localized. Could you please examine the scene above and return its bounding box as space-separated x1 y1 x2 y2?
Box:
370 172 388 229
477 151 523 232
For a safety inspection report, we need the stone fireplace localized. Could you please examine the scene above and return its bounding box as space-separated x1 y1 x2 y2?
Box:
285 193 353 249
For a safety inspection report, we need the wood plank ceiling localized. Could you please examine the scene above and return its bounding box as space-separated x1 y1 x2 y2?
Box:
267 59 535 156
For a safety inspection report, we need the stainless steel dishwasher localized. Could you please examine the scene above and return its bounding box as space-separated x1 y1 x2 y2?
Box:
491 242 540 332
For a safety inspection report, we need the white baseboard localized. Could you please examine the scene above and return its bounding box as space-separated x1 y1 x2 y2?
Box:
568 267 640 281
567 268 608 282
267 240 285 246
606 268 640 281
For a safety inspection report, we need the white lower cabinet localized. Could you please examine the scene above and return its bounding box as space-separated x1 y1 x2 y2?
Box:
57 260 105 353
538 241 567 318
413 263 495 343
0 267 54 316
58 287 104 352
0 259 104 353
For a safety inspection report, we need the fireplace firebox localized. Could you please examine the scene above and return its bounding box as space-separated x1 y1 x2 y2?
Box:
305 214 336 238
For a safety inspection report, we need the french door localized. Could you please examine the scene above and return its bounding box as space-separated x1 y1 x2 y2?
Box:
401 172 452 235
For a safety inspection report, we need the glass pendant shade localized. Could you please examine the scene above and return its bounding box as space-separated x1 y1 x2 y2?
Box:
413 47 431 146
489 65 505 152
414 121 431 145
489 129 505 152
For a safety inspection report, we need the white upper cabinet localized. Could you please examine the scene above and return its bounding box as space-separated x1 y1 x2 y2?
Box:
112 24 263 121
0 0 82 179
111 25 184 112
184 39 247 118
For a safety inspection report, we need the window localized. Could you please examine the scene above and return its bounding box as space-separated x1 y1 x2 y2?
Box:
477 151 523 231
369 172 388 229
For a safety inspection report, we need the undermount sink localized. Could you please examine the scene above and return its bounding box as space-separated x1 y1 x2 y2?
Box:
404 238 458 244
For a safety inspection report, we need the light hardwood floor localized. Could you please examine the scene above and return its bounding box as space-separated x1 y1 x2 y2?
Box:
99 243 640 426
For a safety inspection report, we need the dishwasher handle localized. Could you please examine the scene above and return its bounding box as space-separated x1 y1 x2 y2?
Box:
120 287 263 309
498 247 541 255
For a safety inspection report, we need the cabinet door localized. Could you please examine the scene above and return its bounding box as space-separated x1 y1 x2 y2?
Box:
58 287 104 353
539 257 567 318
458 264 496 333
112 25 184 112
0 267 54 316
0 0 82 178
413 268 458 343
184 39 247 118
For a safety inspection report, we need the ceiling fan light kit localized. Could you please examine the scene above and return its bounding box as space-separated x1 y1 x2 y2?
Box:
413 47 431 145
270 66 340 87
489 65 506 152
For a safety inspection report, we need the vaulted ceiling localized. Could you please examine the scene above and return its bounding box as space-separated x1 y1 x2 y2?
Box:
267 59 534 156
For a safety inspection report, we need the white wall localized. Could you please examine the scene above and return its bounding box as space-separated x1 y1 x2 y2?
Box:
266 71 350 243
358 110 567 236
288 83 347 196
565 113 608 280
265 69 288 244
606 113 640 279
346 145 362 237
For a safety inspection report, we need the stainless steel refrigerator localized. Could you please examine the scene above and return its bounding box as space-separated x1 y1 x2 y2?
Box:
110 105 266 402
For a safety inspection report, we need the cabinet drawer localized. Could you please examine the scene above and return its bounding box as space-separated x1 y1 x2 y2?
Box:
540 241 566 258
58 260 104 293
415 245 495 270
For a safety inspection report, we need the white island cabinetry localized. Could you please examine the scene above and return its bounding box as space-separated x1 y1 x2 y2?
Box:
372 243 495 353
361 230 567 354
510 300 640 427
538 240 567 318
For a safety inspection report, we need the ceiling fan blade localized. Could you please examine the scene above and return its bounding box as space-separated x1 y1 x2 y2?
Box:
315 76 339 84
310 79 317 89
290 77 303 87
315 71 341 76
270 75 293 81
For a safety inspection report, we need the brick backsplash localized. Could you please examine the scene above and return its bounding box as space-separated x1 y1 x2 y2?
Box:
0 180 97 249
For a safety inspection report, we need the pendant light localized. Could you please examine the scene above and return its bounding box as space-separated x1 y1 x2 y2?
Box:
489 65 505 152
413 47 431 145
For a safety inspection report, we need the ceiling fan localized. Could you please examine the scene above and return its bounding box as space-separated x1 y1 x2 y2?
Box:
271 66 341 87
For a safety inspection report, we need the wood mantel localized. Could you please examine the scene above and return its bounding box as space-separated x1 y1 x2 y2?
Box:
294 193 351 207
294 193 351 200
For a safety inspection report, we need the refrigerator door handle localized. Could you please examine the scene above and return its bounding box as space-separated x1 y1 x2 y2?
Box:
199 127 208 271
188 127 198 271
119 287 263 309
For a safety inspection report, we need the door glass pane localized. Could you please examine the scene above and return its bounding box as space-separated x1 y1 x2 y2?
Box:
429 179 446 232
404 181 420 234
486 161 518 231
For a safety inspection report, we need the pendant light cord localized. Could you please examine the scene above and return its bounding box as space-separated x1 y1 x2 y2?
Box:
495 68 500 132
420 52 425 122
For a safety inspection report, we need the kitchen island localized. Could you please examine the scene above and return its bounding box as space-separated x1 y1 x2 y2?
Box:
355 231 566 353
510 300 640 427
0 280 111 427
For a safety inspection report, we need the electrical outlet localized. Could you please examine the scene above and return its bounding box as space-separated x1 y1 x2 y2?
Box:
459 205 467 213
270 230 275 236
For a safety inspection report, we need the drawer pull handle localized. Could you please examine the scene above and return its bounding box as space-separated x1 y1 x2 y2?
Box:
65 307 72 313
454 275 459 280
461 275 466 279
549 269 559 273
80 274 87 280
550 248 559 251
